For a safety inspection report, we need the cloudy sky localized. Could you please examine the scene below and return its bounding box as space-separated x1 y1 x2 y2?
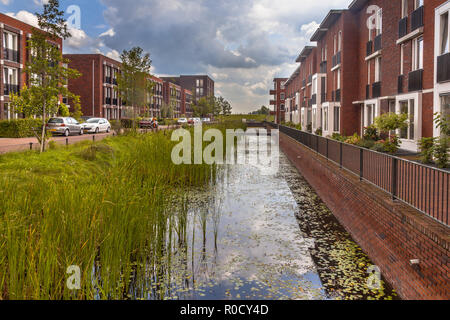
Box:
0 0 351 113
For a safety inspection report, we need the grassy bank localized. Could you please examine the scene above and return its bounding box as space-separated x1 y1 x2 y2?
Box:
0 127 230 299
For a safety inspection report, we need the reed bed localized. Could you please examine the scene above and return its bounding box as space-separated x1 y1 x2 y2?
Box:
0 125 238 300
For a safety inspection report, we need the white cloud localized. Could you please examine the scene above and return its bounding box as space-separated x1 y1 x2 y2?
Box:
6 10 39 28
0 0 11 5
99 28 115 37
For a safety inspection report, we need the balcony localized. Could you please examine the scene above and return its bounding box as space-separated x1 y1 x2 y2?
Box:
331 91 335 102
366 41 373 56
112 99 118 106
332 51 341 68
437 52 450 83
307 74 312 84
3 49 19 63
408 69 423 92
374 34 382 52
320 61 327 74
411 6 424 32
398 75 404 94
335 89 341 102
372 82 381 98
311 94 317 105
366 84 370 99
270 90 276 95
105 97 112 105
399 17 408 38
3 83 19 96
105 77 112 84
113 78 118 85
302 79 306 87
321 92 326 103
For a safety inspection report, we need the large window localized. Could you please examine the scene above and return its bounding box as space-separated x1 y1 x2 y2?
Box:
441 12 449 55
402 0 408 18
440 95 450 137
333 106 340 132
280 93 285 100
376 8 382 35
400 100 415 140
375 57 381 82
414 0 423 9
366 104 376 126
323 106 328 131
413 36 423 70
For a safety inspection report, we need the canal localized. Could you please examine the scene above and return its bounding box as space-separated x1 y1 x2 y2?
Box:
129 136 398 300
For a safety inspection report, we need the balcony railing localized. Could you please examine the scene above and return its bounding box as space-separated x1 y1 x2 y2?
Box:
335 89 341 102
321 92 326 103
366 84 370 99
268 123 450 227
113 78 118 85
105 77 112 84
3 49 19 63
3 83 19 96
408 69 423 92
302 79 306 87
437 52 450 83
411 6 424 32
112 98 118 106
307 74 312 84
105 97 112 105
320 61 327 74
374 34 382 52
366 41 373 56
311 94 317 105
332 51 341 68
372 81 381 98
399 17 408 38
398 75 403 94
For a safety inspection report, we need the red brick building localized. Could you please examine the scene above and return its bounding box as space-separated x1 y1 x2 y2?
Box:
277 0 449 152
163 81 181 118
64 54 124 120
0 13 63 120
148 75 164 118
181 88 193 117
269 77 287 123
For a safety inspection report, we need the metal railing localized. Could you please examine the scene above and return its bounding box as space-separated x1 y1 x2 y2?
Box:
266 122 449 227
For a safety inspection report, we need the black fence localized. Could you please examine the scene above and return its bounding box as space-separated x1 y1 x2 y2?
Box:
267 122 449 227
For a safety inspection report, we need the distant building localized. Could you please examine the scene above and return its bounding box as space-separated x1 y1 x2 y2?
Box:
269 78 287 124
0 13 63 120
161 75 214 102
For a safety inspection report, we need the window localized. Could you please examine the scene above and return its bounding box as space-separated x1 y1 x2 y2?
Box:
323 106 328 131
367 61 371 84
414 0 423 9
440 95 450 137
366 104 376 126
3 31 18 51
375 57 381 82
402 0 408 18
280 104 285 111
3 67 18 85
376 8 382 35
312 107 317 128
280 93 285 100
333 106 340 132
400 44 404 75
334 35 337 54
337 69 341 90
413 36 423 70
441 12 449 55
400 100 415 140
312 78 317 95
338 31 342 52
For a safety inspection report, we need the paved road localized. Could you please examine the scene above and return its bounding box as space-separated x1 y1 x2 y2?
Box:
0 125 180 154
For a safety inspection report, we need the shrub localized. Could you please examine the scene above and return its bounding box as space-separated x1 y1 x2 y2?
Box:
315 127 323 136
306 123 312 133
357 139 375 149
331 133 346 142
363 125 379 141
371 141 385 152
418 137 435 164
374 112 408 132
434 137 449 169
0 119 43 138
345 133 361 145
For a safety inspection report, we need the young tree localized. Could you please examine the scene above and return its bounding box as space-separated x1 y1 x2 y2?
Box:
117 47 153 129
10 0 81 153
215 96 232 115
193 97 213 117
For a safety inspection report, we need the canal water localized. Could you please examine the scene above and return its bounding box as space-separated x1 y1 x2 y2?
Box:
133 139 397 300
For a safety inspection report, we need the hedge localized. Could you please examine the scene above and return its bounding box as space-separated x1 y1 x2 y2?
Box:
0 119 43 138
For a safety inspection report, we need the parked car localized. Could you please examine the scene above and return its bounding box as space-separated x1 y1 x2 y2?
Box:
81 118 111 134
201 118 211 123
46 117 83 137
188 118 194 124
177 118 188 124
192 118 201 125
140 118 158 129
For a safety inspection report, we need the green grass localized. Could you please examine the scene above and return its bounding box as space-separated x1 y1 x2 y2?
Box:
217 114 274 122
0 129 222 299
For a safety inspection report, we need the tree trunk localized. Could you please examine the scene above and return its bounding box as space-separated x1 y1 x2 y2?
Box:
40 100 46 153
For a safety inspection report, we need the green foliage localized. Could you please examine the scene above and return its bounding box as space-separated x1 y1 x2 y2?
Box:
434 112 450 137
434 137 449 169
363 125 379 141
0 119 44 138
331 133 345 142
193 96 215 117
345 133 361 145
315 127 323 136
117 47 153 127
374 112 408 132
250 106 270 115
215 96 232 115
58 102 70 117
418 137 435 164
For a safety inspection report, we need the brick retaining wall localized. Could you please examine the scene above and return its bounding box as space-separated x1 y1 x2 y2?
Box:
279 132 449 300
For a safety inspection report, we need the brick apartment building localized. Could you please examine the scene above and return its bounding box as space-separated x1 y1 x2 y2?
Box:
162 75 215 102
64 54 124 120
269 77 287 123
181 88 193 117
163 80 182 118
275 0 449 152
0 13 63 120
284 65 300 124
148 75 164 118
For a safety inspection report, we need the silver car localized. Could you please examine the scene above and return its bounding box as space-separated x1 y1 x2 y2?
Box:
82 118 111 134
46 117 83 136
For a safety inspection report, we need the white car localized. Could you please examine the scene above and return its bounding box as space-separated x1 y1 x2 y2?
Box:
177 118 188 124
82 118 111 134
201 118 211 123
192 118 202 125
